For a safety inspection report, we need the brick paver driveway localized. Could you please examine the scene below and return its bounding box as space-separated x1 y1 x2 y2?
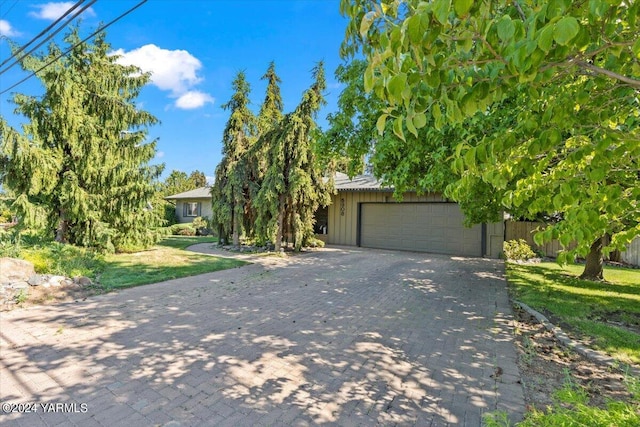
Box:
1 246 524 426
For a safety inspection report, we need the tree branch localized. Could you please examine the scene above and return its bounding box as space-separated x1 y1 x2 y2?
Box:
575 60 640 88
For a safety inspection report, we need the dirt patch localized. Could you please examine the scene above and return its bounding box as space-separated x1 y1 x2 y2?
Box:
512 304 637 412
3 283 104 311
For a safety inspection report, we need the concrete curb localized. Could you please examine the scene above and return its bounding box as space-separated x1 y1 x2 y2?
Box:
513 300 640 378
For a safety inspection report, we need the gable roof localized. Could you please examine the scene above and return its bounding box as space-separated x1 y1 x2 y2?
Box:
164 187 211 200
333 172 392 192
165 173 391 201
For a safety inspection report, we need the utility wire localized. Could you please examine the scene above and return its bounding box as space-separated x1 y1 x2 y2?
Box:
0 0 148 96
0 0 85 68
0 0 97 74
1 0 19 19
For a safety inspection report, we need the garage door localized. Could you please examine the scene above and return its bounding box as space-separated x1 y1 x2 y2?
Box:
359 203 482 256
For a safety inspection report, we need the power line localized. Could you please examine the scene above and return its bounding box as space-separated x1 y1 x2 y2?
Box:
0 0 98 74
0 0 148 96
1 0 86 68
1 0 19 19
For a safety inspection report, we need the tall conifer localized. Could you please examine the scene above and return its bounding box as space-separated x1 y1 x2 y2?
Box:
210 71 256 245
255 62 329 251
0 29 162 251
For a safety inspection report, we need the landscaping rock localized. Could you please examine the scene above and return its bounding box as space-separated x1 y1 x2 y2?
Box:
73 276 93 286
0 258 36 283
48 276 67 287
8 281 29 290
28 274 47 286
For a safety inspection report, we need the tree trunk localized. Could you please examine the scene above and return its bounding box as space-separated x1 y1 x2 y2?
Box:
580 237 604 281
275 195 285 252
55 209 68 243
232 209 240 247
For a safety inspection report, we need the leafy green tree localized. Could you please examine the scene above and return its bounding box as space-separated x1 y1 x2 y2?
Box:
210 71 256 245
189 170 207 188
342 0 640 280
255 63 330 251
163 170 193 196
0 29 163 252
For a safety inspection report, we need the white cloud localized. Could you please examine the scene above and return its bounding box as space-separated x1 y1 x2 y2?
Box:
0 20 19 37
29 2 96 20
155 151 165 159
175 91 214 110
113 44 213 109
206 176 215 185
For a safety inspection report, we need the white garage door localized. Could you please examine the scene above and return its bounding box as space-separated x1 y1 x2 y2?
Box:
360 203 482 256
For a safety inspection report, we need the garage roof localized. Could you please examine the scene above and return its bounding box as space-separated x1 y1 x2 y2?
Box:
333 172 392 192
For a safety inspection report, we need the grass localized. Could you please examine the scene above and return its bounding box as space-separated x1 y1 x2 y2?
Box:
100 236 243 289
9 235 245 292
507 262 640 365
515 370 640 427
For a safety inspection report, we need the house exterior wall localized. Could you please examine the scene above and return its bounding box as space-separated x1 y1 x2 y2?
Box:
326 190 503 258
327 191 442 245
174 198 213 223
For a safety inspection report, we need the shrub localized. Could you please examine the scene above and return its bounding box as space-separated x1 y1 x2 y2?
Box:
503 239 536 261
170 223 196 236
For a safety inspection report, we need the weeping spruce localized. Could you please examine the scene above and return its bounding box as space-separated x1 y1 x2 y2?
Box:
249 62 284 242
0 30 162 252
255 62 330 251
210 71 256 246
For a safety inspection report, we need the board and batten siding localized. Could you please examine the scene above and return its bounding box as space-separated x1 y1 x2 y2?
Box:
327 190 503 258
327 191 441 246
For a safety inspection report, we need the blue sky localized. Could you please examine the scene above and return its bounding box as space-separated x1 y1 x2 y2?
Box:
0 0 349 183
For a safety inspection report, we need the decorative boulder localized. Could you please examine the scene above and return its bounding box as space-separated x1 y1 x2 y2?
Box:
0 258 36 284
73 276 93 286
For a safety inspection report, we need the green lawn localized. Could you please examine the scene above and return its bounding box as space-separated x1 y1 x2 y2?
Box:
507 262 640 365
100 236 245 289
18 236 246 291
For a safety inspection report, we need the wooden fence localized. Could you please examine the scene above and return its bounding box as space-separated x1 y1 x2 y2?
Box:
505 221 640 266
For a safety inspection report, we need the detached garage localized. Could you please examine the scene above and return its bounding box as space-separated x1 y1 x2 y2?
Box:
320 173 503 258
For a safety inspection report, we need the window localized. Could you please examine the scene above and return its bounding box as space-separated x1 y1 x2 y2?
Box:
183 202 201 217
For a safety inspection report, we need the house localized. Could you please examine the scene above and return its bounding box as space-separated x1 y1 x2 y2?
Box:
164 187 213 224
165 175 504 258
317 173 504 258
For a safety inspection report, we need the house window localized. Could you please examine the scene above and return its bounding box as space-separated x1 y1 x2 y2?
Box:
183 202 201 217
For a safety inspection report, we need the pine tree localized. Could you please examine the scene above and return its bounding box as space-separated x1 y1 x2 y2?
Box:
0 29 163 252
255 62 330 251
210 71 256 245
247 62 284 241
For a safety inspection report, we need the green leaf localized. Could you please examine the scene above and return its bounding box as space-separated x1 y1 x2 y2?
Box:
387 73 407 104
633 38 640 59
433 0 451 25
432 103 443 130
553 16 580 46
360 11 377 38
590 168 605 181
453 0 473 17
537 24 555 53
376 114 388 135
497 16 515 42
413 112 427 128
406 114 418 137
364 67 374 92
407 14 428 45
393 116 405 141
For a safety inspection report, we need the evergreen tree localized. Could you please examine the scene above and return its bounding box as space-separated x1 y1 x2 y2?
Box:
0 29 162 252
163 170 193 196
247 62 285 241
255 62 330 251
189 170 207 188
210 71 256 245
